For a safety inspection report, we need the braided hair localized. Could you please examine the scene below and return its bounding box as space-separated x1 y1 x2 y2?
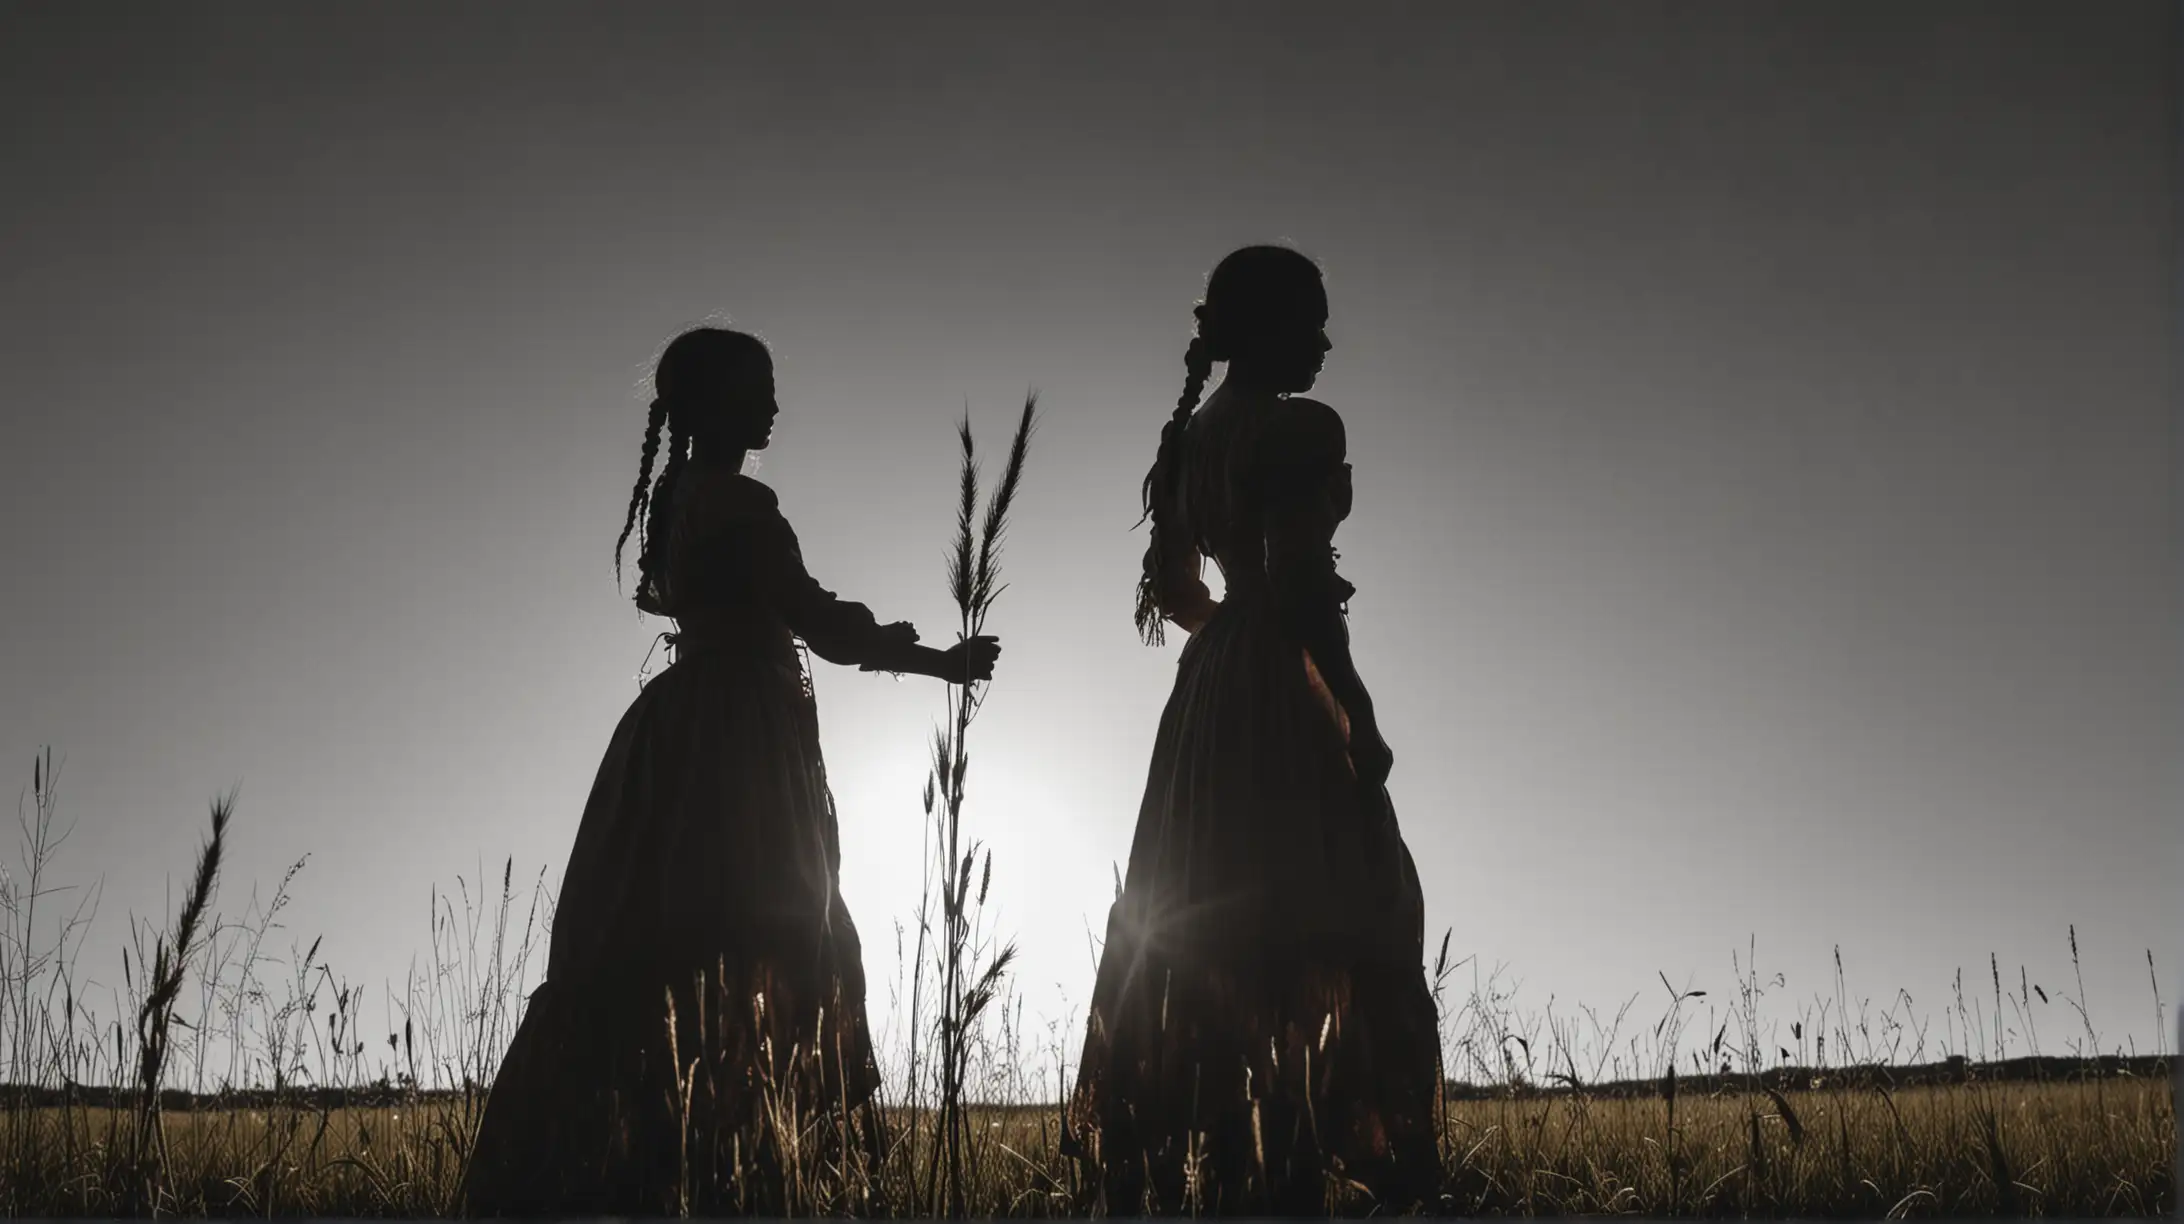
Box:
1133 335 1214 646
614 327 769 616
631 404 692 616
1134 245 1326 645
613 396 667 592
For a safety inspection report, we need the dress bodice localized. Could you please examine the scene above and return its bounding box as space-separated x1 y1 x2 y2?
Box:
650 465 889 665
1150 385 1357 628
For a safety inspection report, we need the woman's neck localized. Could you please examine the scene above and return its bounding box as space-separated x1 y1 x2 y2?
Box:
1219 359 1301 397
690 442 749 473
1218 370 1291 399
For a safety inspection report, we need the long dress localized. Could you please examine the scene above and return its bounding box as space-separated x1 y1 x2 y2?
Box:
1068 386 1444 1215
460 463 893 1217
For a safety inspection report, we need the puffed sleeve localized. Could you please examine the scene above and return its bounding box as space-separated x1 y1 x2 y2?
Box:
744 485 891 666
1258 396 1357 621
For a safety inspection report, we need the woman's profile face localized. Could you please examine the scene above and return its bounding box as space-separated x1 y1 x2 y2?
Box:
1288 310 1334 393
1249 280 1333 393
722 354 780 450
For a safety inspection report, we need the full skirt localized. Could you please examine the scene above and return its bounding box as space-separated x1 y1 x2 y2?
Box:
1068 597 1443 1215
459 646 882 1217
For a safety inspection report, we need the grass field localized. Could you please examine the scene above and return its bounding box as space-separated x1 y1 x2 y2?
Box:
0 744 2175 1216
5 404 2177 1221
1 1068 2172 1216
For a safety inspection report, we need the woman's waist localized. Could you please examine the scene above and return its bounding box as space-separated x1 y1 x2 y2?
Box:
1200 558 1353 610
660 613 802 664
1197 554 1273 599
1200 571 1295 617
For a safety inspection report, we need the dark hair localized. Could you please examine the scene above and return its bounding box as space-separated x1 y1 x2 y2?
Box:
614 327 770 615
1134 245 1325 644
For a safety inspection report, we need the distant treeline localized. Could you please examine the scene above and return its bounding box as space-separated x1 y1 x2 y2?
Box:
2 1053 2172 1112
0 1080 484 1111
1442 1053 2176 1101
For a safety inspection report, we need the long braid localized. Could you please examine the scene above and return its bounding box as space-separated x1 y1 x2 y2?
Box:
633 408 691 617
614 397 669 595
1134 335 1214 646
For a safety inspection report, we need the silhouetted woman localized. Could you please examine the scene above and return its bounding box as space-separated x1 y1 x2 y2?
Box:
1068 246 1442 1214
460 327 999 1216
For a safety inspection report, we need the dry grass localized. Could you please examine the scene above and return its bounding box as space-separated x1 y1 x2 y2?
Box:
897 394 1039 1215
1436 1077 2173 1217
1 1075 2170 1216
0 749 2174 1217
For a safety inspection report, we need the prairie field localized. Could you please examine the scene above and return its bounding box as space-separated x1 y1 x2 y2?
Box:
1 717 2174 1216
0 1067 2173 1216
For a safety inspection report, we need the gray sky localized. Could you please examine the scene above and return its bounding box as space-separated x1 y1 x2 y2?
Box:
3 1 2176 1073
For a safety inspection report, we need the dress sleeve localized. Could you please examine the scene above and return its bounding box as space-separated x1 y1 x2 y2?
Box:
1146 525 1218 635
747 487 890 666
1258 397 1357 620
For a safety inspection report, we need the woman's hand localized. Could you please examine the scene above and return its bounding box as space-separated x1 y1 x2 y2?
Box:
937 634 1002 685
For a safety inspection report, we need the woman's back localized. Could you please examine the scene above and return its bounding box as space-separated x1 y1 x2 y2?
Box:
1178 384 1353 600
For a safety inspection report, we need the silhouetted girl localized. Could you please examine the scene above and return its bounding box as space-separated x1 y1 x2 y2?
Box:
460 327 999 1216
1068 247 1441 1213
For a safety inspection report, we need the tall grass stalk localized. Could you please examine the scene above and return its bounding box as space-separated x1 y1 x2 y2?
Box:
906 392 1037 1214
128 789 230 1211
2 748 101 1209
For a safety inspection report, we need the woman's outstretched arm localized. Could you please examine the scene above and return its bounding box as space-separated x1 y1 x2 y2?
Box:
860 627 1000 684
757 501 998 682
